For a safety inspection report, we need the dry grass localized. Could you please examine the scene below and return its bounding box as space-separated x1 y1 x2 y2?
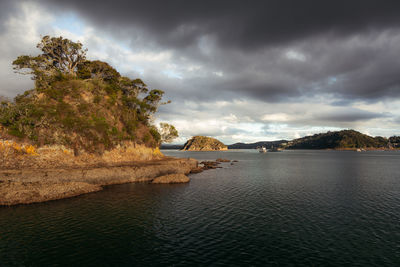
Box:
0 140 38 156
102 142 163 163
0 139 164 169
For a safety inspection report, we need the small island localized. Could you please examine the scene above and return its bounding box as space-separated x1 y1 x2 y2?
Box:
182 136 228 151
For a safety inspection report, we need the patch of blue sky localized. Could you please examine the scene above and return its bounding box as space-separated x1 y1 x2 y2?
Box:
328 76 337 85
163 70 183 79
53 13 85 36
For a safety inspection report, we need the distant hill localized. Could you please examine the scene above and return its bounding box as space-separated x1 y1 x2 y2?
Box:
161 131 399 150
228 140 288 149
287 130 389 149
182 136 227 151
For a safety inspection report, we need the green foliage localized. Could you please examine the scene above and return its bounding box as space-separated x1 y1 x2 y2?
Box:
0 35 175 154
77 60 120 82
287 130 389 149
159 123 178 143
149 126 161 143
389 136 400 148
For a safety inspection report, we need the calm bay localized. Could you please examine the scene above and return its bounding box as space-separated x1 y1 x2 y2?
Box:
1 150 400 266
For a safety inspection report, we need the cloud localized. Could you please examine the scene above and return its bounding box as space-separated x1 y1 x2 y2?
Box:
6 0 400 103
315 109 388 122
36 0 400 49
0 0 399 143
0 2 55 97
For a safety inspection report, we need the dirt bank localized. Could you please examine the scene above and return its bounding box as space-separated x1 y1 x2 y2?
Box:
0 157 197 206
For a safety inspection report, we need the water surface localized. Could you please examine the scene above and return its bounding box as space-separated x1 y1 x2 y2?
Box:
1 150 400 266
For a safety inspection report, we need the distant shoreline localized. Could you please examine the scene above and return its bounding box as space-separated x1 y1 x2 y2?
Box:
161 147 399 151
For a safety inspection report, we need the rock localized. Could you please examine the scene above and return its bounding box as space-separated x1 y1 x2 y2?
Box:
200 161 220 170
0 181 102 206
151 174 190 184
0 158 198 206
190 167 204 174
216 158 230 162
200 160 220 165
182 136 228 151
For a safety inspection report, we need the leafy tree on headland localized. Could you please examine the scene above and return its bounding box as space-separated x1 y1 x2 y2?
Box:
159 123 179 143
13 36 87 89
0 36 177 154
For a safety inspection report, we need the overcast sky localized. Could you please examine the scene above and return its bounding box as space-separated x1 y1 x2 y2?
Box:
1 0 400 144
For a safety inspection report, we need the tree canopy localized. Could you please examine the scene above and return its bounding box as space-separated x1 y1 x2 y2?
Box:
159 123 179 143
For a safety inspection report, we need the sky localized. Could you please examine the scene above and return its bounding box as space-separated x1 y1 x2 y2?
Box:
0 0 400 144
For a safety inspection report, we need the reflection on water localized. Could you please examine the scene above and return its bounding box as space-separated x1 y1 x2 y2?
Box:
1 150 400 266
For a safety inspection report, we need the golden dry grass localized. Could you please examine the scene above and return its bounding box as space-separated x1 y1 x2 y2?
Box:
0 140 38 156
0 139 164 169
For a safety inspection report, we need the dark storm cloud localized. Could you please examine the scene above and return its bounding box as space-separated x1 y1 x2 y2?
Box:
316 109 389 123
37 0 400 49
18 0 400 103
0 1 17 32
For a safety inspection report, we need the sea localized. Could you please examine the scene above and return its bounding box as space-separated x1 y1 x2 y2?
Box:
1 149 400 266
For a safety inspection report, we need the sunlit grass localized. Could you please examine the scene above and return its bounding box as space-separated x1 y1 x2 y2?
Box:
0 140 38 156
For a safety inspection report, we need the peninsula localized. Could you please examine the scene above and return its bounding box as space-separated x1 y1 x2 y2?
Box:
0 36 197 206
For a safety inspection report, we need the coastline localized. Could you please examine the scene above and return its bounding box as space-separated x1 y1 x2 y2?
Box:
0 157 197 206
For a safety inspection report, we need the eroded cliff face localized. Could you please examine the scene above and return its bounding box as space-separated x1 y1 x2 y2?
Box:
182 136 228 151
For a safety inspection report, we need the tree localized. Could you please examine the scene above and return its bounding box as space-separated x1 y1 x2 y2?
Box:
13 36 87 83
37 35 87 76
0 95 10 104
77 60 120 81
159 123 178 143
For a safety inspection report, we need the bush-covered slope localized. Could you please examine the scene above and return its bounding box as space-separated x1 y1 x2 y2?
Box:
0 36 177 155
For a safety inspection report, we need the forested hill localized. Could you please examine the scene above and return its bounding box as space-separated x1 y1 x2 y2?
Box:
0 36 177 155
286 130 391 149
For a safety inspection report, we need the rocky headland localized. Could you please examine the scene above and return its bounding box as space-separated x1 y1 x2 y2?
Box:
0 36 197 206
0 141 198 206
182 136 228 151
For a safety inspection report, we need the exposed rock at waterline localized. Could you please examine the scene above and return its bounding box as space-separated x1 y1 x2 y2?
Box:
151 174 190 184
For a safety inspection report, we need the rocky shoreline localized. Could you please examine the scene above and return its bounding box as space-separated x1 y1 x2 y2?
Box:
0 157 197 206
